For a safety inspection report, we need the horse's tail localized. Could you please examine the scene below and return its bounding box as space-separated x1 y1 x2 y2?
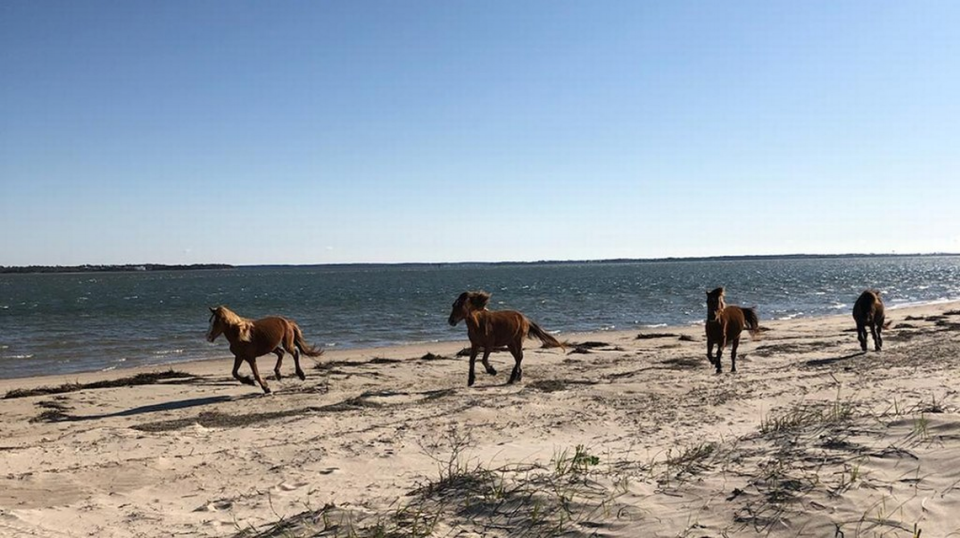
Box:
293 324 324 357
527 321 565 350
743 307 761 338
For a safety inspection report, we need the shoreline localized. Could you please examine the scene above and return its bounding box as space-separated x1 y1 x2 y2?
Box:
1 300 948 394
0 300 946 391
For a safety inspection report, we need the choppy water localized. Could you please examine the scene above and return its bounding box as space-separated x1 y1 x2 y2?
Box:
1 256 959 379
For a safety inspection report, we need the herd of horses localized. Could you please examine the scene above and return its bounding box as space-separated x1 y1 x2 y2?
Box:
206 288 888 393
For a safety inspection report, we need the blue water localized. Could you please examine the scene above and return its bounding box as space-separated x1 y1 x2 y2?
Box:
1 256 959 379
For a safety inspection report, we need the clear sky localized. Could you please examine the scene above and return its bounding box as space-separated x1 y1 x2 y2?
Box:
1 2 958 265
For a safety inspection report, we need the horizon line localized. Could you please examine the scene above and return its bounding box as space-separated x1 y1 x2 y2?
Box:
5 252 960 271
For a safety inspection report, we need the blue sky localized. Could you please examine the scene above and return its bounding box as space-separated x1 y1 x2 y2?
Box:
1 2 958 265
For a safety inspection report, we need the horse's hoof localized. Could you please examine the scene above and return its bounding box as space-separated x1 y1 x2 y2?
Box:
297 370 306 381
263 387 272 394
486 368 497 376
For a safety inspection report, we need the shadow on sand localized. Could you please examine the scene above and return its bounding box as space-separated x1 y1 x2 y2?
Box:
68 395 238 421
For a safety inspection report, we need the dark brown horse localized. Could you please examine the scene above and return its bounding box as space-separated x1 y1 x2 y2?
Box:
448 291 564 386
705 287 759 373
206 306 323 393
853 290 887 352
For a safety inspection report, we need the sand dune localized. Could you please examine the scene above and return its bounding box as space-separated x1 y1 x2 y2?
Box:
1 302 959 537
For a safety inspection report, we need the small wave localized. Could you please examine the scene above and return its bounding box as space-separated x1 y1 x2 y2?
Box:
641 323 668 328
889 297 958 310
776 313 803 320
7 354 34 359
124 295 139 300
153 349 184 356
830 303 847 310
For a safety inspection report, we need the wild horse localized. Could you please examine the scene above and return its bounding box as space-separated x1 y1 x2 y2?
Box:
705 287 760 373
206 306 323 393
448 291 564 387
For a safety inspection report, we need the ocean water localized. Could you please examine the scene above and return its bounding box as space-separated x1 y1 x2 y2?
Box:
1 256 959 379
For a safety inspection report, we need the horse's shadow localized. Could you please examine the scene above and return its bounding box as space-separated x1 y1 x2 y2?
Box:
67 395 242 422
804 351 866 368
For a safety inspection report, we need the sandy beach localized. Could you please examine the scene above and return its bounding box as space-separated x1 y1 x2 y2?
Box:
1 302 960 537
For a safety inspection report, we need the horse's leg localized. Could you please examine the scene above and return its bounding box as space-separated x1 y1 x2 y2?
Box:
507 345 523 384
870 323 882 351
714 337 726 374
468 346 480 387
292 348 306 380
730 336 740 373
273 348 285 381
232 355 256 387
706 337 716 366
856 322 868 352
247 358 271 394
480 348 497 376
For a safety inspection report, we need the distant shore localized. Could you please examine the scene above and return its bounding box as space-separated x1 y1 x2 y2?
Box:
4 252 959 274
0 263 234 274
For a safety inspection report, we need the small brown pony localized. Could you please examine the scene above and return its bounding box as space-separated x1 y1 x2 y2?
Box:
448 291 564 386
853 290 887 352
705 287 760 373
206 306 323 393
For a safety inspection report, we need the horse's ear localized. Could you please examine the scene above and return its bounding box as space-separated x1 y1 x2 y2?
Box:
209 306 217 313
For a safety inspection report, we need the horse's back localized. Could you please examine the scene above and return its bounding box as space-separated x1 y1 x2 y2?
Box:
475 310 529 346
251 317 293 347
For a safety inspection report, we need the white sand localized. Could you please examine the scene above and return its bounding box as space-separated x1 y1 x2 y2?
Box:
1 301 959 537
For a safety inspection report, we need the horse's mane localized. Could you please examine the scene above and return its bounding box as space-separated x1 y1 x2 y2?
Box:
214 306 254 342
708 287 725 298
468 291 491 310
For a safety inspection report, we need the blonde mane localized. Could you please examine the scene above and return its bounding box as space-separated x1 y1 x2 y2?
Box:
214 306 254 342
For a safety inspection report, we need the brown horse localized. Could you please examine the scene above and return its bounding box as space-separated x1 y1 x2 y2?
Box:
206 306 323 393
447 291 564 387
853 290 887 352
705 287 760 373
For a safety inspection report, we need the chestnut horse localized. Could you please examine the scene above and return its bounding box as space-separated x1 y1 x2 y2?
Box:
705 287 759 373
206 306 323 393
853 290 887 352
448 291 564 386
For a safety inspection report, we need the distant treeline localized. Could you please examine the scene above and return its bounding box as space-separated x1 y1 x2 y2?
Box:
0 264 233 274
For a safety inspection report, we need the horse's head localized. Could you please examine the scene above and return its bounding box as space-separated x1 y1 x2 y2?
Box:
706 287 726 322
206 306 228 342
448 291 491 326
